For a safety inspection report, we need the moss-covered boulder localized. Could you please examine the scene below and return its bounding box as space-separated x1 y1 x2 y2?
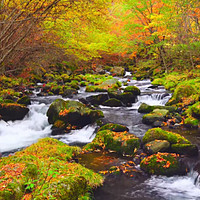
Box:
47 99 104 130
102 98 122 107
144 140 170 154
142 109 169 125
108 90 122 99
51 85 62 95
184 116 199 128
17 95 31 106
110 66 125 76
98 123 129 132
85 85 107 92
138 103 176 113
85 78 120 92
86 94 109 106
0 103 29 121
171 143 198 156
62 86 77 97
142 128 190 145
108 90 136 105
84 130 140 155
140 152 187 176
0 138 103 200
190 102 200 119
173 84 196 101
124 86 141 96
119 92 136 104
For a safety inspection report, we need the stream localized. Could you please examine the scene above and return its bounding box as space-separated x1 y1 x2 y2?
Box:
0 74 200 199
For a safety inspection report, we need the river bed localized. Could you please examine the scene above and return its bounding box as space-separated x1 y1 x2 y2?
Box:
0 76 200 199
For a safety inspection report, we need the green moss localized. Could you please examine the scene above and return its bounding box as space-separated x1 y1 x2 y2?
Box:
184 116 199 127
124 86 140 95
142 109 169 124
190 102 200 119
0 138 103 200
151 78 165 85
17 96 31 106
47 99 104 130
171 143 198 156
173 84 196 101
140 153 186 176
102 98 122 107
84 130 140 156
142 128 190 145
138 103 176 113
98 123 129 132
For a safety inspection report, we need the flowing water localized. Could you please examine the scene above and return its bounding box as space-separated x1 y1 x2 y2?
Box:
0 75 200 199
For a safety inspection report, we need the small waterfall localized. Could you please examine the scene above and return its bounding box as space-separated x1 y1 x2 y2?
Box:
53 124 97 145
144 171 200 200
0 103 52 153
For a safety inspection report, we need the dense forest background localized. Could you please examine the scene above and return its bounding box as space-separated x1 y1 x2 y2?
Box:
0 0 200 76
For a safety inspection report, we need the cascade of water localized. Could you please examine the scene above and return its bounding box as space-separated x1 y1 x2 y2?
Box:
0 103 52 153
144 170 200 200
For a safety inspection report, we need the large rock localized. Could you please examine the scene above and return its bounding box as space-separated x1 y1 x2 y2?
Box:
108 90 136 105
84 130 140 155
62 86 77 97
142 128 198 156
119 92 136 105
171 143 198 156
47 99 104 130
138 103 176 113
17 95 31 106
142 109 169 125
140 152 187 176
86 94 109 106
98 123 129 132
142 128 190 145
144 140 170 154
102 98 122 107
0 103 29 121
124 86 141 96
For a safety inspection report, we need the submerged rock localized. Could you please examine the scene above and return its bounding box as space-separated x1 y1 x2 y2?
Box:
0 103 29 121
47 99 104 130
140 152 187 176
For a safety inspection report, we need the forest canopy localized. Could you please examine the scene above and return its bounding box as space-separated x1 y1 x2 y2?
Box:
0 0 200 74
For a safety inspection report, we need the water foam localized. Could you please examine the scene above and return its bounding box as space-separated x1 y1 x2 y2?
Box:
0 103 52 153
